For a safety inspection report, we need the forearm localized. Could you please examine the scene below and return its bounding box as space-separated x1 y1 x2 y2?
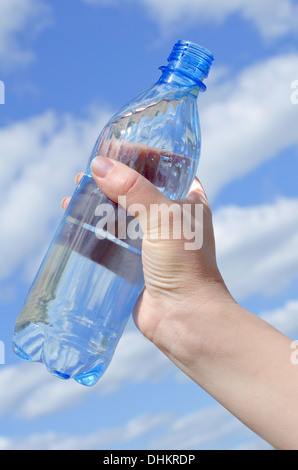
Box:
155 297 298 450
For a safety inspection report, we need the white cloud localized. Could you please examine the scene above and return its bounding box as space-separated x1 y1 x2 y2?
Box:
199 53 298 200
0 379 269 450
82 0 298 39
147 405 270 450
0 329 172 419
260 300 298 337
214 198 298 300
234 439 272 450
2 297 298 422
97 329 173 394
0 0 52 68
0 411 169 450
0 106 111 284
1 297 297 448
0 404 271 450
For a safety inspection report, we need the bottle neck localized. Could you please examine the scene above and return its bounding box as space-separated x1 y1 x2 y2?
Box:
158 40 214 93
157 66 203 94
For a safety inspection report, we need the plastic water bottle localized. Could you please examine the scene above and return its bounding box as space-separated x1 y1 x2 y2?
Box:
13 40 214 386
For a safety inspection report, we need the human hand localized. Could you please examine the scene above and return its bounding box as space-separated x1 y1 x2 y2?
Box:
62 156 235 365
63 156 298 450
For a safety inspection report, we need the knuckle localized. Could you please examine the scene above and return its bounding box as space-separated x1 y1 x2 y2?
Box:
120 170 142 197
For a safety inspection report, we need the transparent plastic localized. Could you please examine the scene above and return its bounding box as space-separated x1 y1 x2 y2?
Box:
13 40 214 386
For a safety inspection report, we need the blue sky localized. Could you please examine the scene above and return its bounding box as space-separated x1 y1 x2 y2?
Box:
0 0 298 450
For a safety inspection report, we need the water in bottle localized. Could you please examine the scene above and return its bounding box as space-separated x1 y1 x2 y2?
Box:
13 40 214 386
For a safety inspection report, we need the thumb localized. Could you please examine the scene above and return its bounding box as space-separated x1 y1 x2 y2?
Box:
91 155 168 227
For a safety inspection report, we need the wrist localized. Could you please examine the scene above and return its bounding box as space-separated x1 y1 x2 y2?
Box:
144 283 238 371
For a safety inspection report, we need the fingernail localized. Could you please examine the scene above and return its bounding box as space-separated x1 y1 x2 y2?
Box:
75 173 83 185
61 197 70 209
91 156 114 178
